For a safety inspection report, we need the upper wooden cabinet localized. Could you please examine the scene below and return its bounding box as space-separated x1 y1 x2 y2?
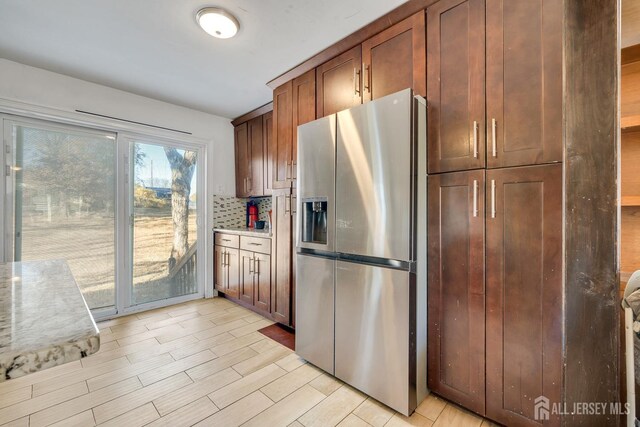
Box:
272 69 316 189
263 111 274 196
248 116 264 196
234 109 272 198
428 0 562 173
316 11 426 118
292 69 316 182
316 46 363 118
273 80 293 189
234 123 250 197
427 0 485 174
362 11 426 102
486 0 562 168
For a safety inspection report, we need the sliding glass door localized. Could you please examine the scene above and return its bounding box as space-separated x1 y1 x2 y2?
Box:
3 118 117 310
2 116 205 317
129 140 200 306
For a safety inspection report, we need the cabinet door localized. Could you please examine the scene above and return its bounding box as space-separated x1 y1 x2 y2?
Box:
291 202 297 329
253 252 271 314
316 46 362 118
239 250 254 305
273 81 293 189
248 116 264 197
427 0 485 173
362 11 426 102
486 164 562 426
486 0 562 168
271 189 292 325
263 111 274 196
234 123 250 197
214 245 225 292
292 69 316 185
225 248 240 299
427 170 485 415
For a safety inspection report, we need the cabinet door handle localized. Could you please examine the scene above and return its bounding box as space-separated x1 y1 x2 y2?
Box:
285 161 290 180
247 176 252 192
255 258 259 275
363 63 370 93
473 121 478 159
248 256 253 273
473 179 478 218
491 118 497 158
354 68 361 95
292 161 296 181
222 251 227 266
284 195 290 214
291 195 297 216
491 179 496 218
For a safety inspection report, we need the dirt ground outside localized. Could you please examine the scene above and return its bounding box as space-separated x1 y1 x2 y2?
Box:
20 209 197 309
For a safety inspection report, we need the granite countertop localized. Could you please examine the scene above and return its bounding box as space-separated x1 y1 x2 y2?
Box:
0 260 100 381
214 227 272 238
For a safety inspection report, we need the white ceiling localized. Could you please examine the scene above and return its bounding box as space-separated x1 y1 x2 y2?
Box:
0 0 409 119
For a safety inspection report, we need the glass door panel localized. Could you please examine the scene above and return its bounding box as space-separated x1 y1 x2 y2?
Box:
4 119 117 310
131 141 199 305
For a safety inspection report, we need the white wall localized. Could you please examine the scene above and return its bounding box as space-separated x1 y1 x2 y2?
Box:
0 58 236 195
0 58 237 299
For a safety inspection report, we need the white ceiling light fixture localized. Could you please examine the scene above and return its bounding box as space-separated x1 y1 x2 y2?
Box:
196 7 240 39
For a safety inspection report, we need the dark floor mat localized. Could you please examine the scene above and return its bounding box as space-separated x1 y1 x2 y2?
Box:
258 323 295 351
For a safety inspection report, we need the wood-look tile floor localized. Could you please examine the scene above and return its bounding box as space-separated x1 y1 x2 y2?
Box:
0 297 497 427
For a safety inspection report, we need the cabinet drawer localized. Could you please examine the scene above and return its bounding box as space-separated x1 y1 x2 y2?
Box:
240 236 271 255
215 233 240 248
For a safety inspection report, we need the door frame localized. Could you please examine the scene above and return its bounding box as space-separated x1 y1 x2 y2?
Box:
0 110 209 321
1 115 120 318
117 134 206 316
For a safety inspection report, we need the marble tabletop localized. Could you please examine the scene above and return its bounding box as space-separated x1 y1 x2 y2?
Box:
214 227 272 238
0 260 100 381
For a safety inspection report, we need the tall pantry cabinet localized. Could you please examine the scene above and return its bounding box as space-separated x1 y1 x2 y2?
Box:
271 69 316 327
426 0 564 426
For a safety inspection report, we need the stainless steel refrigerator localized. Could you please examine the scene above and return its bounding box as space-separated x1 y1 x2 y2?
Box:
295 88 427 416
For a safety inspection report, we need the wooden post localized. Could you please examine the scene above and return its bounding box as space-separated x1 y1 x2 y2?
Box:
564 0 621 425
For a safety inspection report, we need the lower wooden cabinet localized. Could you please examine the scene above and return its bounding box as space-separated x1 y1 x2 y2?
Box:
214 245 239 299
239 250 255 305
253 252 271 314
428 164 562 427
239 249 271 316
271 188 294 326
485 164 562 427
427 170 486 415
215 233 272 317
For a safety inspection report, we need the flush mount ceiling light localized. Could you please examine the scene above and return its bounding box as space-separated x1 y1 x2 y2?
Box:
196 7 239 39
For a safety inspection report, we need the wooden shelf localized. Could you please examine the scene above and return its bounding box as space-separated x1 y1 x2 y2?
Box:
622 196 640 206
622 44 640 65
622 115 640 133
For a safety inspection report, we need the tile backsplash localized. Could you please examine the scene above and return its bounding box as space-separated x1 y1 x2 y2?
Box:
212 195 272 229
